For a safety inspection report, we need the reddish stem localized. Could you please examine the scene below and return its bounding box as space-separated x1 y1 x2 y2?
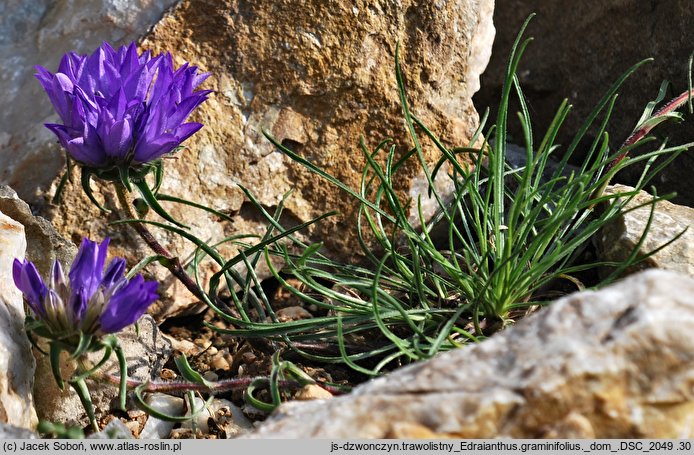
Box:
607 88 694 172
97 372 348 396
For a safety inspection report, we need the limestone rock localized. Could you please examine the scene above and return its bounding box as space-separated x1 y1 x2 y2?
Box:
34 315 172 428
0 210 37 429
139 394 185 439
0 0 179 199
0 185 76 276
475 0 694 206
88 419 133 439
181 397 253 438
26 0 494 319
245 270 694 438
0 423 39 439
596 184 694 277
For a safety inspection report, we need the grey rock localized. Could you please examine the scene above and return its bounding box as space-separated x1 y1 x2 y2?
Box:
88 418 133 439
139 393 184 439
245 270 694 438
0 423 39 439
182 398 253 438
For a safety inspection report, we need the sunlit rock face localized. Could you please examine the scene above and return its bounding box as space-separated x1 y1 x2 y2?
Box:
23 0 494 318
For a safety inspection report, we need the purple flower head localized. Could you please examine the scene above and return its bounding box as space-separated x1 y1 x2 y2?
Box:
35 42 211 169
13 237 158 337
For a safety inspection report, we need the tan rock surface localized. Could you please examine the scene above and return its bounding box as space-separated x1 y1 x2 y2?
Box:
31 0 495 318
597 184 693 277
245 270 694 438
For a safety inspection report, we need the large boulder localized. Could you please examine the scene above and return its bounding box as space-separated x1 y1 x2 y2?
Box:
245 270 694 438
24 0 495 317
474 1 694 206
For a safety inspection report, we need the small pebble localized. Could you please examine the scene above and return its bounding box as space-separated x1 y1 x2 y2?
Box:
241 352 257 364
124 420 141 437
170 428 203 439
180 398 253 438
88 419 133 439
212 320 226 330
276 306 313 321
127 408 146 419
194 338 212 350
210 351 231 371
139 393 185 439
294 384 334 401
160 368 177 380
203 371 219 382
166 336 200 355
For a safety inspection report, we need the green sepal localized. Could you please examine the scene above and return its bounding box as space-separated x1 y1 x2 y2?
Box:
69 332 94 360
174 354 215 389
80 168 110 213
132 178 189 229
25 316 54 341
152 160 165 195
49 342 65 390
117 165 133 193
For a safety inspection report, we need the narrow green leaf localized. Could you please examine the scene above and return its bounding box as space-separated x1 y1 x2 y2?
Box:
132 178 189 229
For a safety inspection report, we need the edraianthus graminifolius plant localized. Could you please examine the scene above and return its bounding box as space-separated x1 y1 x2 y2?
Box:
36 41 211 218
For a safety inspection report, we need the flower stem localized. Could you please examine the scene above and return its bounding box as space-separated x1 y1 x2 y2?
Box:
607 87 694 172
113 183 211 306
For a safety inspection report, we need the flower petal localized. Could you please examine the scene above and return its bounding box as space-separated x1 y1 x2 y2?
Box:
68 237 110 301
133 135 179 163
99 275 158 333
103 118 133 159
12 258 47 317
101 257 127 291
173 122 203 143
